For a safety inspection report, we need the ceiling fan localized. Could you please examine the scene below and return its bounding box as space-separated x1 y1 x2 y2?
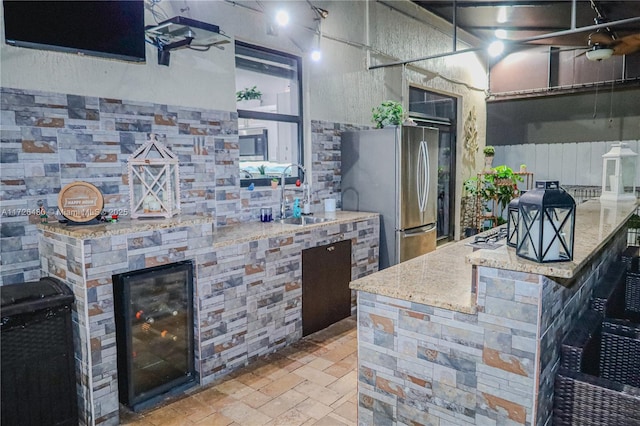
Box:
577 1 640 61
584 31 640 60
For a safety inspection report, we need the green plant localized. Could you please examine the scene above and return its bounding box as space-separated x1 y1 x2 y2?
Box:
257 165 266 175
372 100 404 128
236 86 262 102
628 213 640 229
485 165 523 211
483 145 495 156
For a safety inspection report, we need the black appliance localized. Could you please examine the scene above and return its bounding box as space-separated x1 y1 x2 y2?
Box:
1 277 77 426
239 130 268 160
2 1 146 62
113 261 195 411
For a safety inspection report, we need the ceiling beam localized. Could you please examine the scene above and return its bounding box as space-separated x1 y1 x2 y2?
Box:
414 1 590 8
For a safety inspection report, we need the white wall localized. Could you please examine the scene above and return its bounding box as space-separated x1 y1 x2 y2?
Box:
494 140 640 187
1 0 490 239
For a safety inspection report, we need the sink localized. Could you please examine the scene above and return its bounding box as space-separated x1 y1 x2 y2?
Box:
278 216 336 226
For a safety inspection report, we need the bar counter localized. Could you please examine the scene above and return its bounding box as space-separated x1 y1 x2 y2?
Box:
350 199 636 425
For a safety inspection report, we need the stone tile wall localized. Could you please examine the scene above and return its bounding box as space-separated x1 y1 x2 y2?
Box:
356 225 627 425
1 87 237 286
39 215 378 425
1 88 369 285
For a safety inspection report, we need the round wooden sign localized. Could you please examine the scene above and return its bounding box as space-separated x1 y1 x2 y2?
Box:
57 181 104 223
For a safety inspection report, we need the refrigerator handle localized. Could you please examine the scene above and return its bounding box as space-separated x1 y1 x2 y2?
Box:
417 140 429 212
403 223 437 236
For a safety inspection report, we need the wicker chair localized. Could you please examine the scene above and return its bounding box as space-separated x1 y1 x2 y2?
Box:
554 254 640 425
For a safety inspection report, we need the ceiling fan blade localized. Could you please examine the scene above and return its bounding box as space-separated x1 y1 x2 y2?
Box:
612 35 640 55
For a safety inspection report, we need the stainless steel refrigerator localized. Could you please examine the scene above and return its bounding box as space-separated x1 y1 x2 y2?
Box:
341 126 439 270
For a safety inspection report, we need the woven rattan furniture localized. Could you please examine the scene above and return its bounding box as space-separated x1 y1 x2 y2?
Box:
554 253 640 425
621 245 640 270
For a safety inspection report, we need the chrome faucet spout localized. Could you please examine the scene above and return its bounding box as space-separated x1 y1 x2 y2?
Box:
280 163 307 219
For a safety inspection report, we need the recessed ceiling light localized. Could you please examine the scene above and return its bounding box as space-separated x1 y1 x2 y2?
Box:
488 40 505 57
310 49 322 61
275 10 289 27
497 6 508 24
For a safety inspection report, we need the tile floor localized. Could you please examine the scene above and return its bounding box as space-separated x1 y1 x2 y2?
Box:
121 316 358 426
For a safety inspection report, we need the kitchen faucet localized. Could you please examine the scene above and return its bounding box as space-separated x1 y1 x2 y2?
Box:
280 163 307 219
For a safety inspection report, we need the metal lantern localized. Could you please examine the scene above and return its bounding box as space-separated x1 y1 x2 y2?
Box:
506 191 526 248
128 134 181 219
516 181 575 263
600 142 637 202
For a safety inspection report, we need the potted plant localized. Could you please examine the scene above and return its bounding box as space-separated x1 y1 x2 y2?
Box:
236 86 262 108
257 164 267 175
520 163 527 173
483 145 495 171
372 100 404 129
271 178 279 189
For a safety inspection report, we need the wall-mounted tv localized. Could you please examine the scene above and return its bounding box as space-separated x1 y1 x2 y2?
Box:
3 1 146 63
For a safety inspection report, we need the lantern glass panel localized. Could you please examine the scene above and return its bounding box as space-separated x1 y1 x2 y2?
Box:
517 203 540 260
507 206 518 247
604 159 617 192
542 206 573 262
622 156 636 193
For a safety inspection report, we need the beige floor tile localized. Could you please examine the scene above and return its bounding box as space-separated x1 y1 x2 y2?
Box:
294 364 339 387
327 371 357 396
321 344 356 363
215 379 255 399
234 372 273 390
121 317 358 426
323 361 352 379
331 401 358 423
257 388 308 418
260 372 306 398
194 413 235 426
220 401 272 425
294 398 334 420
170 397 216 423
270 407 311 426
143 407 194 426
311 415 349 426
294 380 342 406
306 357 334 371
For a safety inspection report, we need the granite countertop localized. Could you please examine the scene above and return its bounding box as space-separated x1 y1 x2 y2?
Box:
466 199 637 278
37 211 378 243
349 238 477 314
211 211 378 248
349 199 637 313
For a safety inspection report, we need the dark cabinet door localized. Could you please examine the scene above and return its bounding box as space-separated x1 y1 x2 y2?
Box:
302 239 352 336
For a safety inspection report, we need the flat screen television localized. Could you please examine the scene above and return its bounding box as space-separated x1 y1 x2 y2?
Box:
3 0 146 63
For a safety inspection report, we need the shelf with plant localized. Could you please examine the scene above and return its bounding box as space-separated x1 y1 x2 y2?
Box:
371 100 405 129
464 165 523 231
236 86 262 105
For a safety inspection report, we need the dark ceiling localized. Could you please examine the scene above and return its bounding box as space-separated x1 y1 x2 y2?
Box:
413 0 640 49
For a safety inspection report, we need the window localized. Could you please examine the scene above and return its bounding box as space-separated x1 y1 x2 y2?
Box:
235 41 303 187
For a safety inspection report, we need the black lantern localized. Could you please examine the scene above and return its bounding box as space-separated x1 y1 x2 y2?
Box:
516 181 575 263
506 191 526 248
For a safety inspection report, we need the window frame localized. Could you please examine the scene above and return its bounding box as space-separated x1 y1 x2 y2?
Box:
236 41 304 188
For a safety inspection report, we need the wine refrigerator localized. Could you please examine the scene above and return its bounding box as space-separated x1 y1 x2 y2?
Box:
113 260 195 411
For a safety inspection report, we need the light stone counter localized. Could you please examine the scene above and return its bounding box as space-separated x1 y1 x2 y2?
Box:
38 211 377 244
350 199 636 314
211 211 378 248
466 199 637 278
349 236 476 313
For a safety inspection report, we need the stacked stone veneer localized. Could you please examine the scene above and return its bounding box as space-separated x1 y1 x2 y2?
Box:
39 215 378 425
356 225 627 425
1 87 371 286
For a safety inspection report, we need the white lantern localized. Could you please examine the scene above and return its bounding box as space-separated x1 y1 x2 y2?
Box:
128 134 181 218
600 142 637 202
